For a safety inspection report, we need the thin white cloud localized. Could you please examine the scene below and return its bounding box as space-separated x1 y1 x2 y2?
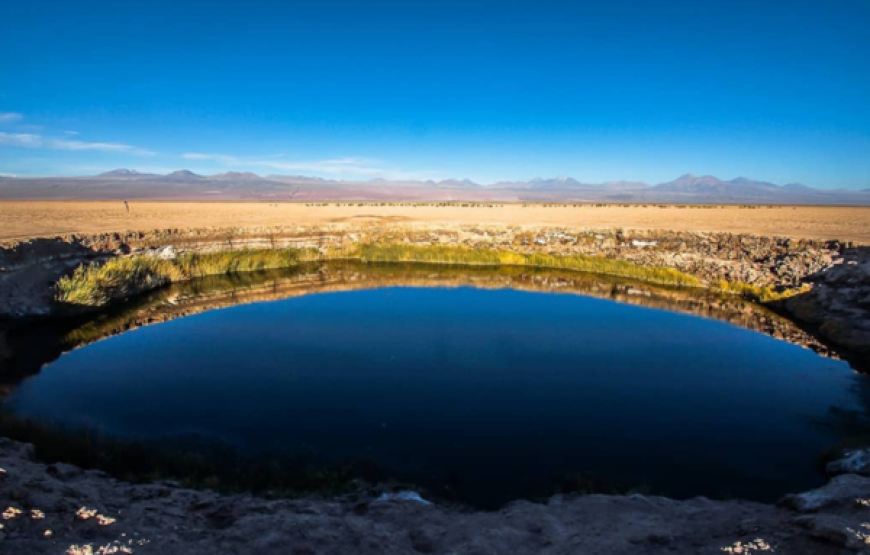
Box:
181 152 438 180
250 157 380 174
0 112 23 123
0 132 42 147
255 158 439 180
0 131 155 155
51 138 155 155
63 130 80 136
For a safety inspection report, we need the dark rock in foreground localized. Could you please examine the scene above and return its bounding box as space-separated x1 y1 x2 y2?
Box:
3 438 870 554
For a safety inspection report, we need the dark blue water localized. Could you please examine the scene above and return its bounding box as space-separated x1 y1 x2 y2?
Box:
5 287 861 506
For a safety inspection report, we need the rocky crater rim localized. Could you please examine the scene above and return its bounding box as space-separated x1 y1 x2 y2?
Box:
1 223 868 365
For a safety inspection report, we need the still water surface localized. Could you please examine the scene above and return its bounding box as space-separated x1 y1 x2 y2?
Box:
5 285 861 507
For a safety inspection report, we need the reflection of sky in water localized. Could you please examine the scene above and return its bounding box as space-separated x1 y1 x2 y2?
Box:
6 287 860 508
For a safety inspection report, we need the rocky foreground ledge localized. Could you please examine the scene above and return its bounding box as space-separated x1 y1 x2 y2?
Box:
3 439 870 554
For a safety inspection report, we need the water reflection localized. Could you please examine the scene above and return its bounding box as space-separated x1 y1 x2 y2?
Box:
0 260 841 391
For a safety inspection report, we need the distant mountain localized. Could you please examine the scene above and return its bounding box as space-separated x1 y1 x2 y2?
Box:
655 174 773 194
488 177 588 190
266 174 326 183
0 170 867 204
600 180 648 191
651 174 823 199
163 170 205 182
782 183 814 192
528 177 591 190
209 172 264 181
435 179 480 188
98 168 139 177
490 177 650 192
96 169 159 179
728 177 780 189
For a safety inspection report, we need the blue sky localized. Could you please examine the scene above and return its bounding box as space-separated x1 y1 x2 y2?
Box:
1 0 868 188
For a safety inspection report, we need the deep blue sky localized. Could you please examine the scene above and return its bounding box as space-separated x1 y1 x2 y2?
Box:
1 0 868 187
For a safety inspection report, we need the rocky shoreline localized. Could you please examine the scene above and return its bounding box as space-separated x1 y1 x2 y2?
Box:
4 438 870 554
1 223 849 290
2 223 867 364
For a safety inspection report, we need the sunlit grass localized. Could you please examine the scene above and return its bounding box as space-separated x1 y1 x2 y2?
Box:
55 256 185 306
352 244 702 287
56 248 321 306
713 280 810 303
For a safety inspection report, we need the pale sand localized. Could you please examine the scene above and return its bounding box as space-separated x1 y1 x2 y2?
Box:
1 201 869 243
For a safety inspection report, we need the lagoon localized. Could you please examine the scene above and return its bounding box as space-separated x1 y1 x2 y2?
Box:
1 265 861 508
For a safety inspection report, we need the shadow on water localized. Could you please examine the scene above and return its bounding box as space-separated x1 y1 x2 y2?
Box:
0 260 843 388
1 260 868 508
813 369 870 460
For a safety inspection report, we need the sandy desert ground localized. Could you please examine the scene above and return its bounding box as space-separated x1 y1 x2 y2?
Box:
1 201 869 243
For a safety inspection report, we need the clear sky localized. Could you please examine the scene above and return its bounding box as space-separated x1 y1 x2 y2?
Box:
1 0 868 188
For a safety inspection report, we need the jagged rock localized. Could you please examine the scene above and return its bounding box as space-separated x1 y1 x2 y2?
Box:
152 245 178 260
780 474 870 512
827 449 870 477
46 462 83 481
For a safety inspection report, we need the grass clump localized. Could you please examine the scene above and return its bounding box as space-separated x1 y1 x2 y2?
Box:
56 248 320 306
355 244 702 287
55 257 185 306
174 248 320 278
713 280 810 303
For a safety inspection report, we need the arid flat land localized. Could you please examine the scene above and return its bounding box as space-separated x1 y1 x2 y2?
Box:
1 201 869 243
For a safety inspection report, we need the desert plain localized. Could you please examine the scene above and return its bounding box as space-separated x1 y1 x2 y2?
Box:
1 201 869 243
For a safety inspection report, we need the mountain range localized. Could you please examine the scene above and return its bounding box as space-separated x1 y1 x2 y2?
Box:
0 170 867 205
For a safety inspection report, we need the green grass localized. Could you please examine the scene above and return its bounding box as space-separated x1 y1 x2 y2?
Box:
713 280 810 303
56 248 321 306
351 244 703 287
55 256 184 306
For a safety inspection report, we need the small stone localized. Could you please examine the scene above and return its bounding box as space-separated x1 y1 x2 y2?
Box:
75 507 98 521
47 463 83 481
2 507 22 520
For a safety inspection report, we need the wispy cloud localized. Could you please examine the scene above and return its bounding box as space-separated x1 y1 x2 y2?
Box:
0 131 155 155
51 138 155 154
0 112 23 123
253 157 383 174
181 152 438 180
0 132 42 148
63 130 79 136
